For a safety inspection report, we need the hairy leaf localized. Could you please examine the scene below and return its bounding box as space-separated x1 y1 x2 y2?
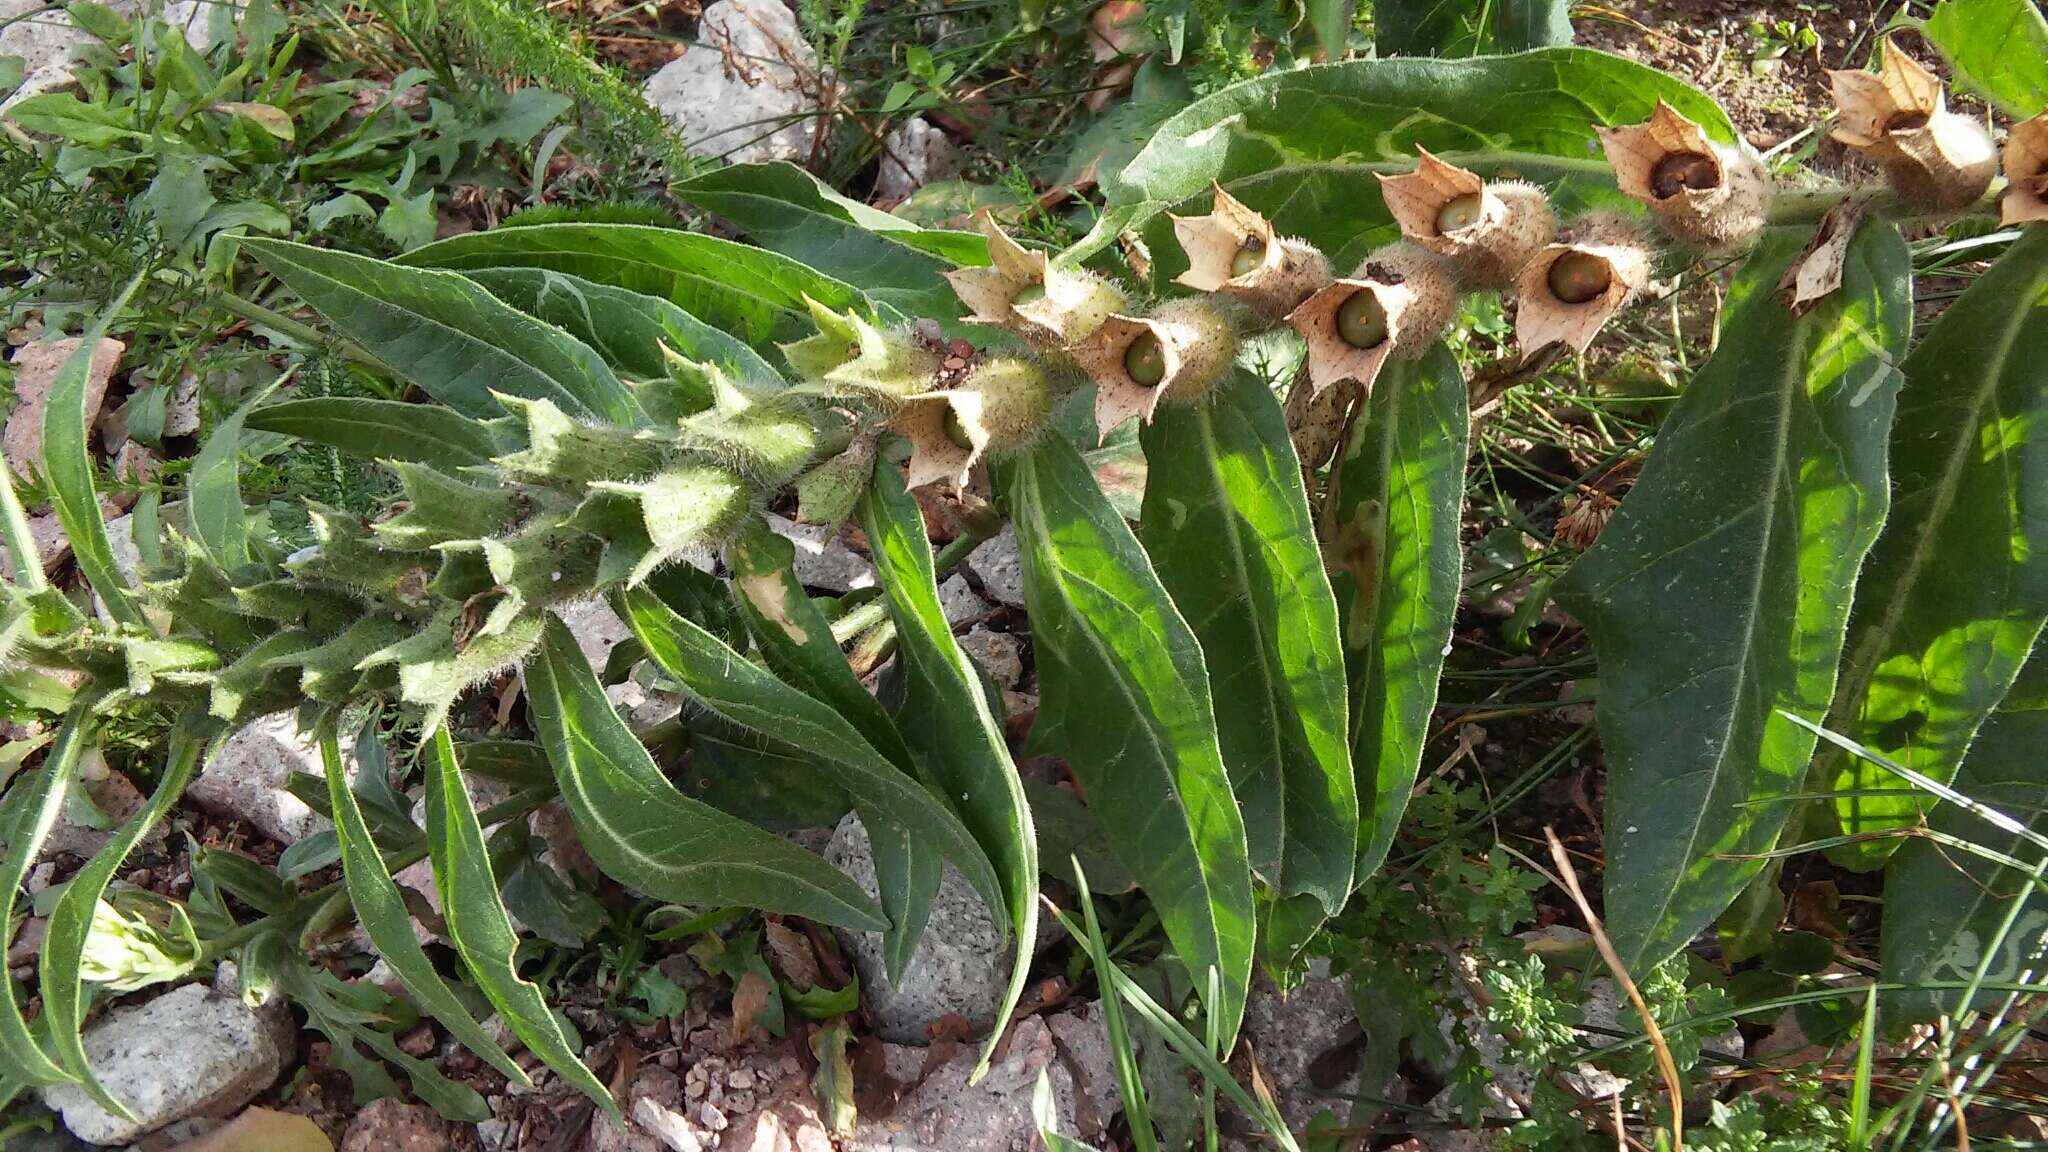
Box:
999 436 1253 1046
1 700 100 1087
1921 0 2048 117
40 321 142 627
247 398 503 468
1375 0 1572 56
188 382 278 570
1555 223 1912 968
1825 228 2048 864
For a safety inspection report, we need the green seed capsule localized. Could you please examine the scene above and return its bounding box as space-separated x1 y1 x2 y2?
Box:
1546 251 1613 305
1435 192 1484 234
1011 283 1046 309
1229 239 1266 278
1335 290 1389 349
942 406 975 450
1123 332 1168 386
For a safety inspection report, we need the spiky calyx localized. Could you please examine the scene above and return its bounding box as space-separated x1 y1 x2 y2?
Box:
945 212 1128 346
1073 297 1238 441
1599 102 1771 250
1829 39 1996 213
894 358 1054 489
780 297 940 405
1377 150 1556 289
1286 243 1459 397
2002 114 2048 226
1170 184 1331 320
1514 213 1654 357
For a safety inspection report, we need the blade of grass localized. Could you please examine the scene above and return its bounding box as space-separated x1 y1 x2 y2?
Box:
1849 984 1878 1150
1067 858 1159 1152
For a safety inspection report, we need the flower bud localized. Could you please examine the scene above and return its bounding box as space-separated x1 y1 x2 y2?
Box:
945 211 1128 346
1514 213 1653 357
1377 150 1556 288
893 358 1053 489
780 297 939 404
1828 38 1995 212
1073 298 1237 441
1285 243 1459 397
2001 113 2048 226
79 889 201 993
1170 184 1331 320
1598 102 1771 250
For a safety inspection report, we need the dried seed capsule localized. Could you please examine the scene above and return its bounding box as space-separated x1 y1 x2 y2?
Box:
945 211 1128 346
1377 150 1556 288
1828 38 1996 213
1170 184 1331 320
891 358 1055 490
2001 113 2048 226
1285 242 1459 396
1514 213 1653 357
1598 102 1771 250
1073 297 1237 441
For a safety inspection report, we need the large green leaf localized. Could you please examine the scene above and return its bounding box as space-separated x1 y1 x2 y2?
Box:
1825 229 2048 864
1331 346 1470 882
999 435 1253 1046
674 162 982 317
247 397 503 468
1138 368 1355 911
0 701 100 1087
1375 0 1572 56
1921 0 2048 118
1881 645 2048 1020
40 305 144 628
859 464 1039 1076
1554 223 1912 968
321 723 535 1089
397 224 880 351
242 238 641 426
423 729 617 1119
523 616 884 930
614 584 1007 935
1067 48 1736 282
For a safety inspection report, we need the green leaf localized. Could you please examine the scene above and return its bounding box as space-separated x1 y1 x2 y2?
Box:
1824 228 2048 865
522 617 885 931
998 435 1253 1046
247 397 503 468
1138 368 1355 911
1 700 100 1088
320 723 534 1090
3 93 143 147
240 238 641 426
188 381 280 570
396 224 882 352
1880 645 2048 1020
1067 48 1735 280
673 162 982 316
614 584 1008 939
1329 347 1469 882
1554 222 1912 969
423 729 617 1120
491 821 604 947
859 464 1040 1076
41 292 144 628
1921 0 2048 117
1375 0 1572 56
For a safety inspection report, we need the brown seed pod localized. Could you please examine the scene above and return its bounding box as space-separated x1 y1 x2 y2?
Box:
1285 243 1460 397
891 358 1054 490
1828 39 1996 212
1514 213 1654 357
1170 184 1331 319
2001 113 2048 226
944 211 1128 346
1377 150 1556 288
1072 297 1237 441
1598 102 1771 250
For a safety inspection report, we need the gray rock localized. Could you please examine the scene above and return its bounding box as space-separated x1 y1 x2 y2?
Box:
824 815 1006 1044
767 513 875 593
1044 1004 1121 1141
41 982 294 1145
0 0 136 112
340 1097 461 1152
876 117 962 200
591 1067 691 1152
1242 963 1362 1133
851 1015 1092 1151
186 711 350 845
965 526 1025 609
641 0 824 165
959 628 1023 689
936 574 987 626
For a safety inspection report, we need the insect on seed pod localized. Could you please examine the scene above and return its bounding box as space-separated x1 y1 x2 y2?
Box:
1169 183 1331 319
1072 297 1237 441
891 358 1054 490
1827 38 1996 213
944 211 1128 346
1285 242 1459 397
1376 149 1556 288
1514 212 1654 357
1598 101 1771 250
2001 113 2048 226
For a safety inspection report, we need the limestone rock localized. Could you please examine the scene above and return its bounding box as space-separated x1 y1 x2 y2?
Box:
850 1015 1084 1151
641 0 824 165
1242 963 1363 1133
186 712 350 845
935 574 987 626
964 525 1025 609
877 117 962 200
4 337 123 478
340 1097 471 1152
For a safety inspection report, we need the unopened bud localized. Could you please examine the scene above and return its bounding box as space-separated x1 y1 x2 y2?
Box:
892 359 1053 489
1377 150 1556 288
1599 102 1771 250
79 889 201 993
1515 213 1653 356
945 212 1127 346
780 297 939 404
2001 113 2048 226
1829 38 1995 212
1285 243 1459 397
1073 298 1237 441
1170 184 1331 319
